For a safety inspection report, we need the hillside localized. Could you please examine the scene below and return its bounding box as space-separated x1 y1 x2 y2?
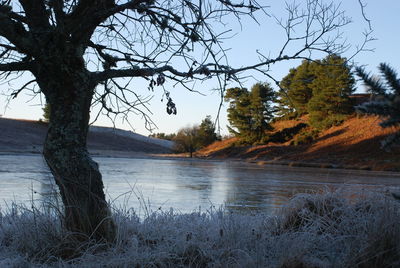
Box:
198 115 400 171
0 117 173 156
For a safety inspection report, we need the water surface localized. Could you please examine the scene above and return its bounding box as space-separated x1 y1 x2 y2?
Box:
1 154 399 215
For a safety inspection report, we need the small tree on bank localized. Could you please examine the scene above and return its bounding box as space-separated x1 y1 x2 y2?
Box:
173 116 218 157
356 63 400 148
198 115 219 148
173 125 200 157
225 83 275 144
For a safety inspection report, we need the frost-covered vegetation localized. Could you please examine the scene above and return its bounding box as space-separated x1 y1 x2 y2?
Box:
1 190 399 267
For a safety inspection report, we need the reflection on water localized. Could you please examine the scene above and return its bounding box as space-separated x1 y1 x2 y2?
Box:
1 154 400 215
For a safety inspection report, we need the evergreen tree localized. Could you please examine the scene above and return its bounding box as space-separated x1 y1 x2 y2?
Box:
288 61 316 115
276 68 297 119
356 63 400 148
225 82 275 143
197 115 218 147
225 86 252 138
276 61 316 118
307 55 355 129
249 83 275 138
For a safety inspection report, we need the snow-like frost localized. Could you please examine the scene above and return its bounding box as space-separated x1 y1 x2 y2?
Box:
90 126 175 149
1 189 399 267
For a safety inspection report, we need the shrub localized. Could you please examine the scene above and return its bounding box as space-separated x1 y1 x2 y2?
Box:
308 113 348 130
269 123 308 143
291 129 320 145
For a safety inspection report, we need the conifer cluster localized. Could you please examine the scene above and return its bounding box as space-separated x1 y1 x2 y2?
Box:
277 54 355 129
225 83 275 144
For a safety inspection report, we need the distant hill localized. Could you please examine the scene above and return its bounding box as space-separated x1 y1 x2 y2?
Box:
0 117 173 156
197 115 400 171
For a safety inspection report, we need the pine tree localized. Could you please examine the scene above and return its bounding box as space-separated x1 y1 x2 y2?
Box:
276 68 297 118
249 83 275 141
288 61 316 115
225 86 252 138
307 55 355 129
276 61 316 118
225 82 275 143
197 115 218 147
356 63 400 148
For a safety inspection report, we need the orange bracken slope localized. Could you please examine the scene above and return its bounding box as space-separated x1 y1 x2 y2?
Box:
198 115 400 171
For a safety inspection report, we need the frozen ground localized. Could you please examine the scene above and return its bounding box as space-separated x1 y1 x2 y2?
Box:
0 117 174 155
90 126 174 150
0 189 399 267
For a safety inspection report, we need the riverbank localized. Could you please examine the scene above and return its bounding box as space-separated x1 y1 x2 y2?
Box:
194 115 400 172
2 116 399 172
1 189 399 267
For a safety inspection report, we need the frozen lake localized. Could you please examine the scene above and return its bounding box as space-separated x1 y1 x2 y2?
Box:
1 154 400 215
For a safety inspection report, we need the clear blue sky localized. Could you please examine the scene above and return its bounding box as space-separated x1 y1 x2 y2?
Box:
1 1 399 136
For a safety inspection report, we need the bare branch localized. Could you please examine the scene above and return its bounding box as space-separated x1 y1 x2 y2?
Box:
18 0 50 30
0 5 34 54
49 0 66 27
0 0 373 131
0 61 32 72
10 79 36 99
358 0 372 31
67 0 119 43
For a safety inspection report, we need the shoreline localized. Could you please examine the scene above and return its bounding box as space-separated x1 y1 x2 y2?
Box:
2 148 400 174
155 152 400 173
5 149 400 176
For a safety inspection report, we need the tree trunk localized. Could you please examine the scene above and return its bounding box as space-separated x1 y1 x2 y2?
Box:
189 144 193 158
37 67 115 242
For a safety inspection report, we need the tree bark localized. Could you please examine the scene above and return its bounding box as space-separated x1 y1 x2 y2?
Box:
36 64 115 242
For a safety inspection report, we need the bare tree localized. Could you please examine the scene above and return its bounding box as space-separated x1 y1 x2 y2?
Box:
0 0 371 241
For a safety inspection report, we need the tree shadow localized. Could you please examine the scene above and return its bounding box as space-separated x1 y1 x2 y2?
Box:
314 128 347 143
207 130 400 171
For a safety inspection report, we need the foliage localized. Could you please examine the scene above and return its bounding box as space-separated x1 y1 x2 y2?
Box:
307 55 355 129
291 128 320 146
275 71 297 119
276 55 355 130
173 116 218 156
355 63 400 148
173 125 200 156
149 132 176 141
225 82 276 144
197 115 219 148
42 103 51 122
268 123 308 143
277 61 316 117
